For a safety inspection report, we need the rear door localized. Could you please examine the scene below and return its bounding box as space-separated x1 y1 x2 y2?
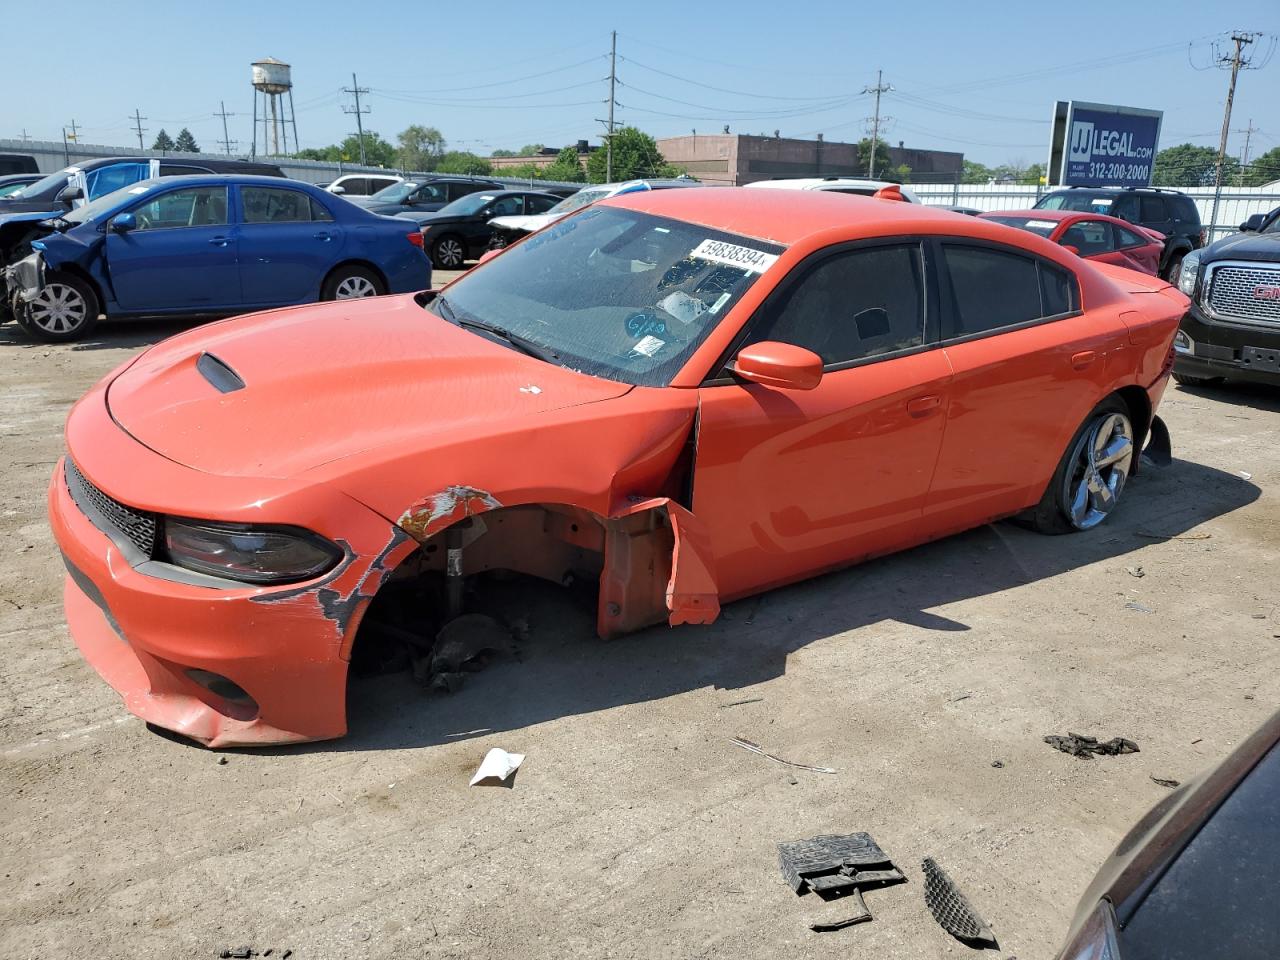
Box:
235 185 343 305
105 184 237 313
926 241 1119 530
694 240 952 599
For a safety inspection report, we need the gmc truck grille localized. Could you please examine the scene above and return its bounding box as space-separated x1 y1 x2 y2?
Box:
64 459 158 557
1207 263 1280 324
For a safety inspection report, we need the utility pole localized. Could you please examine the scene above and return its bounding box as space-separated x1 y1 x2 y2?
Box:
342 73 371 166
215 101 237 155
606 30 617 182
1237 118 1257 183
1210 33 1258 238
18 129 30 143
130 108 147 151
862 70 892 178
63 120 79 165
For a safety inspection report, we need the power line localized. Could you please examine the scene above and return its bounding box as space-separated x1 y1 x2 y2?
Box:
215 101 237 155
371 55 607 97
130 108 148 150
619 55 858 102
863 70 892 178
606 30 617 181
342 73 371 165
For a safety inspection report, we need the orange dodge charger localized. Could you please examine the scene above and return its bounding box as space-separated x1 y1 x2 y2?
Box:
49 188 1186 747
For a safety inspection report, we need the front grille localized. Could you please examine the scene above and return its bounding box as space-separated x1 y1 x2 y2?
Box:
64 459 158 557
1207 263 1280 324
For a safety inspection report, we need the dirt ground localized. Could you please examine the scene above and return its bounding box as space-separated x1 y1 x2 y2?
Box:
2 290 1278 960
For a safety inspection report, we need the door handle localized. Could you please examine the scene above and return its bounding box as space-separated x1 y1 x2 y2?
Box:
313 231 332 241
907 395 942 417
208 236 230 247
1071 350 1096 370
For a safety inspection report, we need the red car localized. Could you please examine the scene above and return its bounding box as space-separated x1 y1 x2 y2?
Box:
979 209 1166 276
49 188 1186 747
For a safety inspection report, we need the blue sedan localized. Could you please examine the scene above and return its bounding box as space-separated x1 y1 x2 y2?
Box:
1 175 432 342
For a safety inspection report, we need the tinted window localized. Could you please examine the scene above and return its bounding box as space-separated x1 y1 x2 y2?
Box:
310 198 334 222
489 195 523 217
85 162 149 200
1116 225 1148 248
131 186 228 230
411 183 448 204
242 187 315 223
943 245 1067 336
1038 192 1115 213
1140 195 1168 221
446 182 491 202
527 194 559 214
159 164 206 177
1171 195 1200 223
745 244 925 366
1060 220 1114 255
1110 195 1139 222
1040 263 1074 316
986 215 1059 238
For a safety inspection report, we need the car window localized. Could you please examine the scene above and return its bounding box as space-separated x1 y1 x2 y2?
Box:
412 183 448 204
85 163 149 200
159 164 207 177
1037 192 1114 213
1116 225 1149 248
527 194 559 214
1060 220 1114 255
985 215 1059 238
242 187 317 223
1110 195 1139 222
489 195 523 217
824 187 878 196
0 182 28 197
130 186 228 230
1171 195 1200 223
446 182 489 202
942 244 1074 337
1139 195 1168 221
743 244 925 367
310 198 335 222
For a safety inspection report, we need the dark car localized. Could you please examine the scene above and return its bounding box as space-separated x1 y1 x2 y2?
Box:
351 176 505 217
1170 206 1280 387
1035 187 1203 280
0 156 285 263
1055 709 1280 960
0 153 38 175
1 175 430 342
0 173 41 198
398 189 560 268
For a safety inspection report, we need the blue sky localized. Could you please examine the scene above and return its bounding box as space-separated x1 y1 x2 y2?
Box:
6 0 1279 167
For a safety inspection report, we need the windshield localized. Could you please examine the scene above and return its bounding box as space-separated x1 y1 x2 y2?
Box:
0 182 31 198
547 188 612 216
59 179 159 225
368 181 418 203
9 166 76 200
432 206 783 387
985 215 1059 238
1263 211 1280 234
438 193 499 217
1036 192 1115 213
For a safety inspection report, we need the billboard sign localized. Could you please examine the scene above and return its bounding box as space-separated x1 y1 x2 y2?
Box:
1048 101 1162 188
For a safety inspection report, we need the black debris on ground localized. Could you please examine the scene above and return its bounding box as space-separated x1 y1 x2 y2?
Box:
1044 733 1139 759
778 833 907 931
922 857 998 949
1151 776 1181 788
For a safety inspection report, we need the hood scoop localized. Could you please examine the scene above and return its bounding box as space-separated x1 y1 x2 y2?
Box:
196 352 245 393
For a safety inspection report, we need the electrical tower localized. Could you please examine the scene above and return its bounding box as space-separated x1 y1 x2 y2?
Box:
342 73 371 166
215 101 238 155
130 108 147 151
862 70 892 178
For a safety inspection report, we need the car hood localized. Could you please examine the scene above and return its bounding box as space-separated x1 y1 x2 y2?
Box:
105 294 632 479
1203 230 1280 262
0 206 60 225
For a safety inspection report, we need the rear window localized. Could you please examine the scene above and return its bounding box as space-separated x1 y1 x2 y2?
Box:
1170 195 1200 223
942 244 1077 338
985 216 1059 238
1037 192 1115 213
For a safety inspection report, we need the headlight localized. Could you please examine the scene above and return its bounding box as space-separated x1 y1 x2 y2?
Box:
1057 900 1122 960
162 518 343 584
1177 250 1202 296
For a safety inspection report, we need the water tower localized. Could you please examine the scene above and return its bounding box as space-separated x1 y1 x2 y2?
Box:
251 57 299 157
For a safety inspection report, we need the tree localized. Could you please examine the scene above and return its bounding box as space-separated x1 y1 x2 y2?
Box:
174 128 200 153
541 146 586 183
502 162 546 179
152 129 175 152
961 159 993 184
1242 146 1280 186
490 149 517 158
296 132 397 167
435 151 492 175
857 138 895 180
518 143 546 157
1153 144 1238 187
586 127 682 183
397 125 446 172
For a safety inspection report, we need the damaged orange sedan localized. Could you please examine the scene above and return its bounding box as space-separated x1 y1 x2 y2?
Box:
49 188 1186 747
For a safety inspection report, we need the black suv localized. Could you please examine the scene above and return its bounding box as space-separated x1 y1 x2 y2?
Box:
1035 187 1203 281
352 176 506 217
1171 206 1280 387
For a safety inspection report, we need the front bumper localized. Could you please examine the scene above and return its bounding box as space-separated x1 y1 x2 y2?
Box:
48 386 416 747
1175 301 1280 385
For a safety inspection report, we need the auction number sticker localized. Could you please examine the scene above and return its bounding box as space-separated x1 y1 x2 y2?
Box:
631 335 666 358
690 238 778 275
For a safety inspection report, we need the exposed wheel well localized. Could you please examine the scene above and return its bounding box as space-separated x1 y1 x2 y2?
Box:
46 263 104 314
321 259 388 294
1115 384 1152 464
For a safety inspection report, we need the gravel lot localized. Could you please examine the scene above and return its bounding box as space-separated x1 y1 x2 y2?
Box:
2 288 1278 960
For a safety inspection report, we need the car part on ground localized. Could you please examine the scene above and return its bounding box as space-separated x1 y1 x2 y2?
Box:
922 858 998 948
1044 733 1140 758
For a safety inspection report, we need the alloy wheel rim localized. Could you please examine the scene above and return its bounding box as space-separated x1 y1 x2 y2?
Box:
28 283 88 334
438 238 463 267
1062 412 1134 530
334 276 376 299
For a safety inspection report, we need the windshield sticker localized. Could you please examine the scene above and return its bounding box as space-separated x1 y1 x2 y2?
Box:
127 186 150 195
1025 219 1057 229
710 292 733 314
658 290 708 325
690 238 778 275
630 335 665 358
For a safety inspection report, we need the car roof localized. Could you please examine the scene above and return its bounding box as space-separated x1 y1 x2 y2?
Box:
746 177 900 191
133 174 317 189
1044 186 1188 196
605 186 975 247
981 209 1076 222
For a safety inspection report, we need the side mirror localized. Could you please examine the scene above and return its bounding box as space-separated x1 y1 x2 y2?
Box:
1062 244 1081 256
731 341 823 391
110 212 136 233
1240 213 1266 232
478 248 502 265
330 185 346 195
56 184 84 204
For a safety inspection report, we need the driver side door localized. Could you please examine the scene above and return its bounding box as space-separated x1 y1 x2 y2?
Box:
105 185 238 313
693 241 952 600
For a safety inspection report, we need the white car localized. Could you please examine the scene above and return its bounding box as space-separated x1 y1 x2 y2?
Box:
487 178 697 248
325 173 404 197
744 177 920 203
